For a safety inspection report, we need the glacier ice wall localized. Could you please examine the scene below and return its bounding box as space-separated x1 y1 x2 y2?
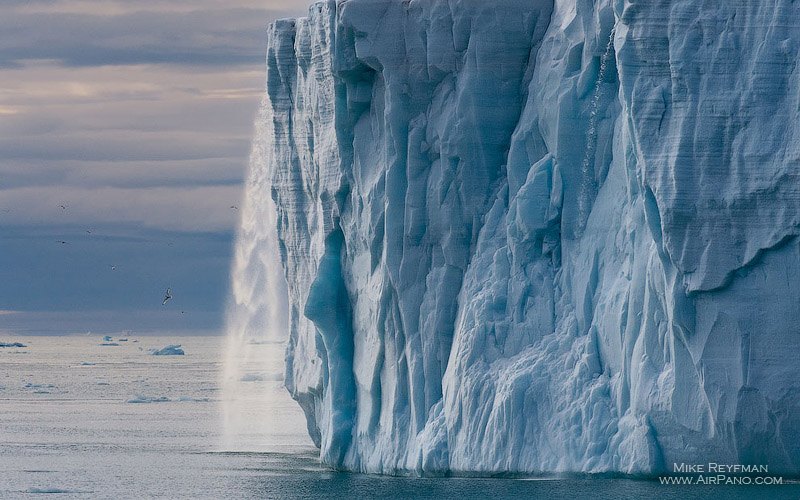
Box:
255 0 800 474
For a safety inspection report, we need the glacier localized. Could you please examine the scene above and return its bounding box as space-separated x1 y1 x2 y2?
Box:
244 0 800 475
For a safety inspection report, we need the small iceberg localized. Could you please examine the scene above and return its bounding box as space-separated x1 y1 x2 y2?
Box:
79 362 96 366
99 342 120 346
126 395 170 404
149 344 184 356
125 395 209 403
26 488 81 494
102 335 113 342
25 382 56 394
176 396 210 402
24 382 55 389
0 342 26 348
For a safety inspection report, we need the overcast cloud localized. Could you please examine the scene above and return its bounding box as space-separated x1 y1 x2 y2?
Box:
0 0 313 335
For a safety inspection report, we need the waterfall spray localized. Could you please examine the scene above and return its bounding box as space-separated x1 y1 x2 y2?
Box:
220 98 310 452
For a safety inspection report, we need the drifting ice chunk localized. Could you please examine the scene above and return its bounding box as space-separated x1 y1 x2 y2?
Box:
126 395 208 403
176 396 211 402
26 488 80 494
149 345 185 356
24 383 55 389
126 395 170 403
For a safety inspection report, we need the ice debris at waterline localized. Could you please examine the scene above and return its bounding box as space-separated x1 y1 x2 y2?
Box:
245 0 800 475
149 345 185 356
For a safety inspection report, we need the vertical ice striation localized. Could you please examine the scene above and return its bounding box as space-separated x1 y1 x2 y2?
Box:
251 0 800 474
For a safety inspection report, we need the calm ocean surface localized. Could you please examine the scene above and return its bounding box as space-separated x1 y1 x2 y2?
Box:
1 336 797 499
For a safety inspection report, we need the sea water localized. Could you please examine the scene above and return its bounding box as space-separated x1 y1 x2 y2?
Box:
1 335 798 499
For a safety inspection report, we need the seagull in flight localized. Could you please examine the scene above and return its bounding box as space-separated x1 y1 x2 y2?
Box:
162 288 172 306
230 205 239 211
109 265 117 271
57 240 68 245
59 205 67 210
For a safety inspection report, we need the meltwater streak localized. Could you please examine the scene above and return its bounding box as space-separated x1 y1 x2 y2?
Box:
576 26 616 236
220 99 311 452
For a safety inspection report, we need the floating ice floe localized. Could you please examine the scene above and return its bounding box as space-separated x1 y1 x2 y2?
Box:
176 396 211 402
149 344 184 356
0 342 26 348
24 382 56 394
125 395 209 403
125 395 170 404
26 488 81 494
24 383 55 389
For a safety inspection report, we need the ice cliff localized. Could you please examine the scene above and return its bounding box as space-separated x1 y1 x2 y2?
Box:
252 0 800 474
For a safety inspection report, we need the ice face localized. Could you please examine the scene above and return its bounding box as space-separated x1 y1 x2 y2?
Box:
249 0 800 474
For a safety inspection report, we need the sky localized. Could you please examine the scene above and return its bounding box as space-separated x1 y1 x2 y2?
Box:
0 0 313 335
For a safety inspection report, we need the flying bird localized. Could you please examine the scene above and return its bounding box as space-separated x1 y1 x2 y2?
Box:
57 240 68 245
59 205 67 210
109 265 117 271
230 205 239 210
162 288 172 306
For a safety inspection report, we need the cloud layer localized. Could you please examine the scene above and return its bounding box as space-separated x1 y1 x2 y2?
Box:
0 0 313 335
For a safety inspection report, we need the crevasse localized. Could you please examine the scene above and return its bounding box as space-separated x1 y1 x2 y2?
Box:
252 0 800 474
